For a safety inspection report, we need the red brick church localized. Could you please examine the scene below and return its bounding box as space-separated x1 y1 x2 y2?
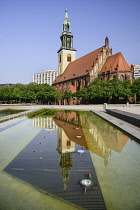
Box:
52 10 134 104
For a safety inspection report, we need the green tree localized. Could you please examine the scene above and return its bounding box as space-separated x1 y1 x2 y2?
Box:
131 78 140 103
0 82 60 104
108 79 123 103
88 77 110 103
25 83 39 102
62 91 73 105
0 87 4 102
0 86 12 103
10 84 27 103
73 88 88 99
121 80 134 102
34 84 60 104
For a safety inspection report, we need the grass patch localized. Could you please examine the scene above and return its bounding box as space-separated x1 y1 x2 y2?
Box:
27 109 59 118
0 109 25 115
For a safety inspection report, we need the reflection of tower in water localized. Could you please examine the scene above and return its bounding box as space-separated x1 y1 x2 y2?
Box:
57 127 75 191
60 153 72 191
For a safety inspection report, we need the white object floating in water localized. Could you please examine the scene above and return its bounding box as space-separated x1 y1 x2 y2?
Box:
76 135 82 138
80 179 93 187
77 150 85 154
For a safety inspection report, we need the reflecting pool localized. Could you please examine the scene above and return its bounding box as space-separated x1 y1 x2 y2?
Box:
0 110 140 210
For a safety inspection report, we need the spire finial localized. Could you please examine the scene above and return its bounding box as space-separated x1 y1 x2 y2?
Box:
65 9 68 20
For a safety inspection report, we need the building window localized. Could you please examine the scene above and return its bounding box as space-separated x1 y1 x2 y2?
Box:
59 55 61 63
120 75 125 82
67 38 71 48
67 54 71 62
66 140 71 148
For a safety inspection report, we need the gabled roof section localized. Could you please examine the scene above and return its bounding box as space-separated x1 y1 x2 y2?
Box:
53 47 103 84
100 52 130 74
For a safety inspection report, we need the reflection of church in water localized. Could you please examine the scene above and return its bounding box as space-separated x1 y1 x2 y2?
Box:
33 110 130 191
54 110 89 191
4 112 109 208
54 111 129 168
79 113 129 167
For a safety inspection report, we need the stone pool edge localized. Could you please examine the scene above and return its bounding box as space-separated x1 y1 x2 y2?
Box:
90 110 140 141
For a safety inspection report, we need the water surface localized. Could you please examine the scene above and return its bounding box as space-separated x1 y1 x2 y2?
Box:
0 110 139 210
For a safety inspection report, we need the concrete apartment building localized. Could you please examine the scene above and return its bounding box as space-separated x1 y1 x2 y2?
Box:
133 64 140 79
33 70 58 86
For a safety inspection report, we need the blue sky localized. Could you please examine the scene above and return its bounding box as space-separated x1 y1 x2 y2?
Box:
0 0 140 84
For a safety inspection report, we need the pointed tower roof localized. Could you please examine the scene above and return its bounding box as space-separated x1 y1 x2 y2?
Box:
62 9 71 34
100 52 131 74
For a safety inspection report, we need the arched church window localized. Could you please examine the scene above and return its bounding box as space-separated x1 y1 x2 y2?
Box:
120 75 125 82
59 55 61 63
67 54 71 62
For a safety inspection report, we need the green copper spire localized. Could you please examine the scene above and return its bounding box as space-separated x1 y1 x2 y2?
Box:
58 9 76 53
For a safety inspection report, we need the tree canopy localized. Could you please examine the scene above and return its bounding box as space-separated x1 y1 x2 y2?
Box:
131 78 140 103
0 83 61 104
72 77 136 104
0 78 139 104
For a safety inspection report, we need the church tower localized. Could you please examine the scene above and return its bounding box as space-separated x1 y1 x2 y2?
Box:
57 9 76 75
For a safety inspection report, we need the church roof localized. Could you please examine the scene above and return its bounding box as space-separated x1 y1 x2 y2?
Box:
100 52 130 74
53 47 103 84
